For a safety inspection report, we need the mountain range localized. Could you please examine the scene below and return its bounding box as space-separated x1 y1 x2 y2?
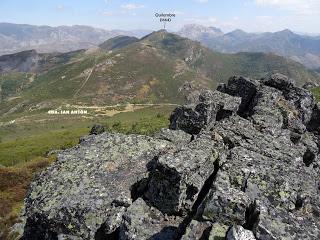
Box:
1 30 319 118
0 22 151 56
1 23 320 71
177 24 320 70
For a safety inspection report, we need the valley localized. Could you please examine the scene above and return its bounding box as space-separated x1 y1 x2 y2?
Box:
1 30 319 121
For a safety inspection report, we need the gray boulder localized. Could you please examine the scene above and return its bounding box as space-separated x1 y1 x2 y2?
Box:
262 73 295 91
208 223 229 239
263 73 316 125
248 85 284 133
180 220 212 240
22 133 173 239
226 225 256 240
218 76 260 114
144 134 221 215
198 187 252 226
155 128 192 145
169 90 241 134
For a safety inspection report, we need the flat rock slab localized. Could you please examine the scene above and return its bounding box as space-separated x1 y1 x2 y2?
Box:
23 133 173 240
155 128 192 145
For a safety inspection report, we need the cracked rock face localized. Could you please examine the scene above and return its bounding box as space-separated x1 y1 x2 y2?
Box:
120 198 181 240
197 186 252 226
21 73 320 240
144 134 221 215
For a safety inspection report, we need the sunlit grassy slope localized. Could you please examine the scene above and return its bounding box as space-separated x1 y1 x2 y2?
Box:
1 30 319 118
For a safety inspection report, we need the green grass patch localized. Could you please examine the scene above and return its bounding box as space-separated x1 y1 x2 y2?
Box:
312 87 320 101
105 107 172 135
0 127 89 167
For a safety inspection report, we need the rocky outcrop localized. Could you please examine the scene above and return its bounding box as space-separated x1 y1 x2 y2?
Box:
169 90 241 134
21 73 320 240
22 134 173 239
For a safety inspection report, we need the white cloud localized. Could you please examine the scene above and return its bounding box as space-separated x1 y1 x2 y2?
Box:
121 4 145 10
254 0 320 15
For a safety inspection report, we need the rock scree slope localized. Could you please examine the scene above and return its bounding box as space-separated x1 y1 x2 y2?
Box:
20 73 320 240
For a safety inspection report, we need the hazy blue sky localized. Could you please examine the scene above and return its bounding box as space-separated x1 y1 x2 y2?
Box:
0 0 319 33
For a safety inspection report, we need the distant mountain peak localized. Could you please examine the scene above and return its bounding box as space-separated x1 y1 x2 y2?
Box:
141 29 172 41
274 29 294 35
280 29 293 33
178 24 223 40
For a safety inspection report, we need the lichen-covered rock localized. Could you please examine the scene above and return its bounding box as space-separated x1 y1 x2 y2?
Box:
169 90 241 134
89 124 105 135
262 74 315 125
248 85 284 133
208 223 229 240
181 220 212 240
144 135 220 215
119 198 181 240
218 76 260 114
262 73 295 91
155 128 192 145
226 225 256 240
22 133 173 239
207 118 320 238
198 187 251 226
